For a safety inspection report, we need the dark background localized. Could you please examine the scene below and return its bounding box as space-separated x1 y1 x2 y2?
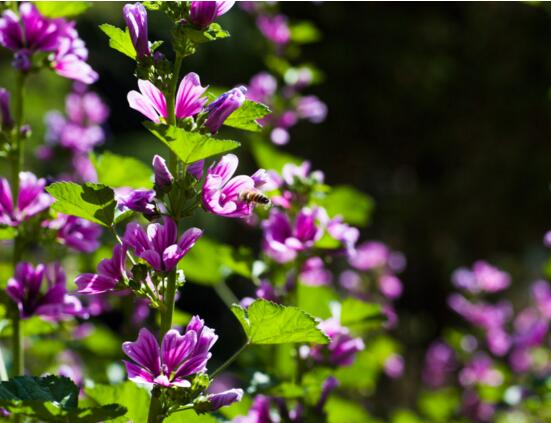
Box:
4 1 551 410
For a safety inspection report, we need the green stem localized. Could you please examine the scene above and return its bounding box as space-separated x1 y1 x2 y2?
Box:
214 281 239 309
0 346 7 381
159 270 177 337
147 396 163 423
210 341 249 379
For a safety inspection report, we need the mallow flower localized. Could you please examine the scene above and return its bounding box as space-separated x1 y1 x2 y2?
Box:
256 14 291 45
0 172 53 226
45 213 102 253
194 388 244 413
123 3 150 59
188 1 235 29
127 73 207 123
75 244 128 294
122 316 218 387
204 86 247 134
7 262 84 320
123 217 202 273
202 154 267 218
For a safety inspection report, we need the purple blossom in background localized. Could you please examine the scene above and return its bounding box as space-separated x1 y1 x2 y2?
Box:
270 127 289 145
123 3 150 58
58 351 84 387
281 161 324 186
384 354 405 379
7 262 84 320
459 354 503 387
240 280 279 308
448 294 511 332
257 15 291 45
452 261 511 294
204 86 247 133
202 154 265 218
423 341 455 388
348 241 390 271
512 308 548 349
52 30 98 84
122 316 218 387
152 154 174 190
461 390 496 423
0 172 53 226
299 257 331 286
123 217 202 272
310 317 364 367
296 95 327 124
262 208 323 263
378 274 403 300
45 213 102 253
188 1 235 29
325 215 359 254
532 280 551 319
75 244 127 294
339 270 362 293
247 72 277 104
544 231 551 248
234 395 273 423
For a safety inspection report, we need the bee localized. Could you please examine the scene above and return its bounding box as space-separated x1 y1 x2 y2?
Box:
239 189 271 206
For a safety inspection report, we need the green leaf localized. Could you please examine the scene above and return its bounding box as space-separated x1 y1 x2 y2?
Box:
0 375 126 422
36 2 90 17
290 21 321 44
340 297 386 327
144 123 240 164
183 23 230 44
46 182 116 228
418 388 460 422
250 139 302 173
0 227 16 240
85 382 149 423
296 284 337 319
223 100 271 132
165 410 218 422
92 152 152 189
99 24 137 59
317 185 374 226
230 299 329 345
326 397 381 423
392 410 425 423
0 316 58 338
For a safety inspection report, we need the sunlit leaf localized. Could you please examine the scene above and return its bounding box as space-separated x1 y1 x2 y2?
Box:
0 227 16 240
36 2 90 17
317 185 374 226
85 382 149 423
224 100 271 132
92 152 152 189
340 297 385 327
99 24 137 60
250 139 302 173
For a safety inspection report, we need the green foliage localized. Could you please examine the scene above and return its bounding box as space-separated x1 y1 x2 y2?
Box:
418 388 460 422
36 2 90 17
290 21 322 44
179 236 253 285
92 152 152 189
296 283 337 319
80 325 121 357
99 24 137 60
46 182 116 227
250 139 302 173
183 23 230 44
231 299 330 345
144 123 240 164
392 410 426 423
0 375 125 422
0 227 16 240
85 382 149 423
165 410 218 422
224 100 271 132
326 396 382 423
317 185 374 226
0 316 58 338
340 297 386 328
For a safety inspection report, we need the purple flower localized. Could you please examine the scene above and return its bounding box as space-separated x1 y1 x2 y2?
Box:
45 213 102 253
123 217 202 273
459 354 503 387
52 35 98 84
281 161 323 186
270 127 289 145
262 208 323 263
122 316 218 387
7 262 83 320
188 1 235 29
234 395 273 423
532 280 551 318
448 294 511 331
75 244 127 294
0 88 13 130
117 189 156 216
452 261 510 294
325 215 359 254
378 274 403 299
0 172 53 227
544 231 551 248
296 95 327 124
204 86 246 134
247 72 277 104
256 15 291 45
65 90 109 127
299 257 331 286
202 154 265 218
422 341 455 388
348 241 390 271
128 73 207 123
316 376 339 412
123 3 150 58
384 354 405 379
310 317 364 367
188 160 205 179
196 388 244 412
152 155 174 190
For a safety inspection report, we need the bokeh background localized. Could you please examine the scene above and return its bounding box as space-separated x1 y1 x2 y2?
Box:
2 1 551 414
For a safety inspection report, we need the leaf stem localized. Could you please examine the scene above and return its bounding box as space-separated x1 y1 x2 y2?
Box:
210 340 249 379
214 281 239 309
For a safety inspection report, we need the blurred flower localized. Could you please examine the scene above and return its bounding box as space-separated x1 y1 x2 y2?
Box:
188 1 235 29
531 280 551 319
202 154 265 218
262 208 323 263
299 257 331 286
0 172 53 227
257 15 291 45
423 341 455 388
75 244 127 294
45 213 102 253
378 274 403 300
451 261 510 294
122 316 218 387
234 395 273 423
204 86 246 133
316 376 339 411
123 217 202 272
7 262 84 320
281 161 323 186
296 95 327 123
247 72 277 104
348 241 390 271
123 3 150 58
384 354 405 379
459 354 503 387
310 317 364 367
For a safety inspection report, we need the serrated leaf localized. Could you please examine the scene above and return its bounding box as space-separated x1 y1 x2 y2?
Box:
317 185 374 227
144 122 240 164
223 100 271 132
231 299 329 345
36 2 90 17
0 227 16 240
340 297 385 327
250 139 302 173
85 382 149 423
99 24 137 60
92 152 152 189
46 182 116 228
183 23 230 44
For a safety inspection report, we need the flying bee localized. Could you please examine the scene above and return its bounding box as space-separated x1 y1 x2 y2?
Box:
239 189 271 207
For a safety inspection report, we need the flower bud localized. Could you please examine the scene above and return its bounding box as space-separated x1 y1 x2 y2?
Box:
204 86 246 134
152 155 174 190
123 3 150 59
194 389 244 413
